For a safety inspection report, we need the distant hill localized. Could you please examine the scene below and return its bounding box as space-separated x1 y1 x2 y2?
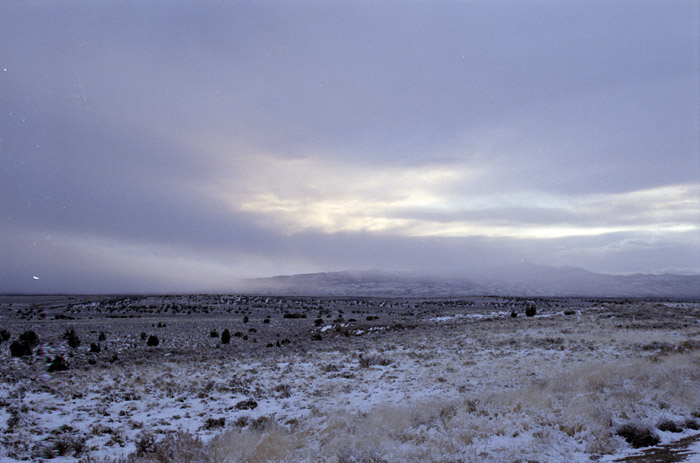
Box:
241 265 700 298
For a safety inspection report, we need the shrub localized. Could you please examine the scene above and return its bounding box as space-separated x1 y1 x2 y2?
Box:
525 303 537 317
510 310 517 318
210 330 219 338
20 330 39 348
140 332 147 340
0 329 10 342
63 328 80 348
233 416 250 428
616 423 660 448
147 335 159 347
263 318 270 324
249 415 272 432
89 343 101 353
221 329 231 344
41 433 85 458
684 418 700 430
311 334 322 341
204 417 226 429
134 430 157 456
243 316 249 323
9 340 33 357
359 355 391 368
137 430 206 462
314 318 324 326
657 419 682 433
48 355 69 372
98 331 107 341
235 399 258 410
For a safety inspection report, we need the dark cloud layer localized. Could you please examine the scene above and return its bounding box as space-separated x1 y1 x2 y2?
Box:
1 1 698 293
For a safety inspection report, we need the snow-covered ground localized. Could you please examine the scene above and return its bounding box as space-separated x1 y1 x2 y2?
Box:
0 295 699 462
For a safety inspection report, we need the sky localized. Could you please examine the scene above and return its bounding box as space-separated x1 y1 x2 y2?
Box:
1 1 699 294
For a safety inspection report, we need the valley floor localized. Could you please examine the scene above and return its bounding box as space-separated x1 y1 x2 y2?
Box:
1 295 699 462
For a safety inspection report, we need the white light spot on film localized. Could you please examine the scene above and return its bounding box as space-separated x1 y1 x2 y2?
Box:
33 276 39 280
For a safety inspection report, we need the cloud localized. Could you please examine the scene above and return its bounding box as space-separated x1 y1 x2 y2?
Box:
201 145 699 240
1 1 698 292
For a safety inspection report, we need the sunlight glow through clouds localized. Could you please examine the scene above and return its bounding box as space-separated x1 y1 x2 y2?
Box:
211 151 699 240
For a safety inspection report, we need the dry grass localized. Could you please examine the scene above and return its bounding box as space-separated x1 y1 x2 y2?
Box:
127 351 700 463
2 297 699 462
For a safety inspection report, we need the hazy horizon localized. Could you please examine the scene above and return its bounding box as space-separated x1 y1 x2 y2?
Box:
2 1 699 294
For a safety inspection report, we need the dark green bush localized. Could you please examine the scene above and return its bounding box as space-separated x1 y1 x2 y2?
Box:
48 355 69 372
525 303 537 317
63 328 80 348
20 330 39 347
10 340 32 357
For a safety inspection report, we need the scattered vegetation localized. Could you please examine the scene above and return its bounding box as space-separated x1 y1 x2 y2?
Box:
2 295 700 463
657 419 683 433
525 303 537 317
19 330 39 348
63 328 80 348
204 417 226 429
616 423 660 448
359 354 391 368
10 330 40 357
221 329 231 344
10 340 33 357
235 399 258 410
47 355 69 372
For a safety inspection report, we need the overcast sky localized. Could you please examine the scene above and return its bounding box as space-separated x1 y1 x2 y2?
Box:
2 1 699 293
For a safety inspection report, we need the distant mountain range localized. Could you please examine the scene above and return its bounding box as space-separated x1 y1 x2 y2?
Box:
241 265 700 298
